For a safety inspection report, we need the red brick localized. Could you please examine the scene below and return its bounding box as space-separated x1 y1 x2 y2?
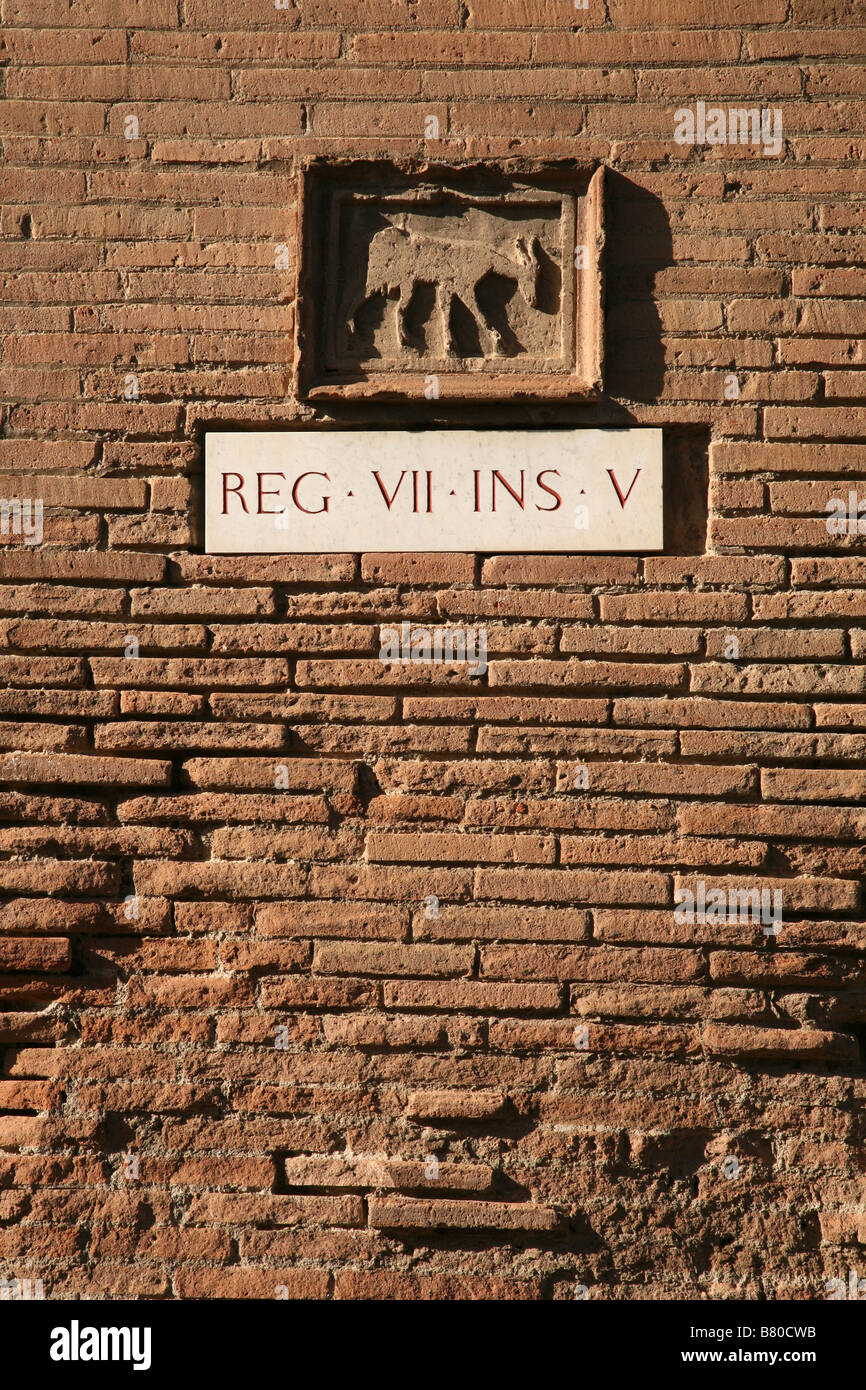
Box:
369 1197 557 1231
2 6 864 1305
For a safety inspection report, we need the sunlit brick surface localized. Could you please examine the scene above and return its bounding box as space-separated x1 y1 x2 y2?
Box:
0 0 864 1301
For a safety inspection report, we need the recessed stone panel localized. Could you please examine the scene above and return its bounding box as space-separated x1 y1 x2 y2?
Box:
295 159 605 401
204 429 662 554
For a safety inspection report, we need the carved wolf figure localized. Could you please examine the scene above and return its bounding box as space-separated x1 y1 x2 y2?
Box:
340 212 544 358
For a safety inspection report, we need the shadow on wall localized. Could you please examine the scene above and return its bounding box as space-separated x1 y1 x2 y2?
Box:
603 170 672 407
603 173 709 555
664 428 710 555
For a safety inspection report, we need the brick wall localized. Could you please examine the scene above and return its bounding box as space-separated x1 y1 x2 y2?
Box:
1 0 864 1301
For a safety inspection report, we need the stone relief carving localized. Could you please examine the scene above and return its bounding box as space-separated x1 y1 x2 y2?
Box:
295 161 604 401
338 207 551 362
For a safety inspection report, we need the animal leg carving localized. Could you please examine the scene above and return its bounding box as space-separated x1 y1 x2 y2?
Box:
437 283 456 358
342 278 387 352
473 294 507 356
396 287 415 352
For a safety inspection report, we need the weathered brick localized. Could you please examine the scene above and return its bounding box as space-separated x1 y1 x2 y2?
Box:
368 1197 558 1231
0 752 171 786
2 2 864 1307
702 1024 858 1063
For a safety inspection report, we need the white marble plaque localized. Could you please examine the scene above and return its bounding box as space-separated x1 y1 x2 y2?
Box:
204 429 663 554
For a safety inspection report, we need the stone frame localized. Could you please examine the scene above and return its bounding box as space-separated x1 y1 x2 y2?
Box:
294 157 605 403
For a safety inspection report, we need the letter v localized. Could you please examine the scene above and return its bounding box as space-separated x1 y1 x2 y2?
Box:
607 468 642 508
372 471 408 509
